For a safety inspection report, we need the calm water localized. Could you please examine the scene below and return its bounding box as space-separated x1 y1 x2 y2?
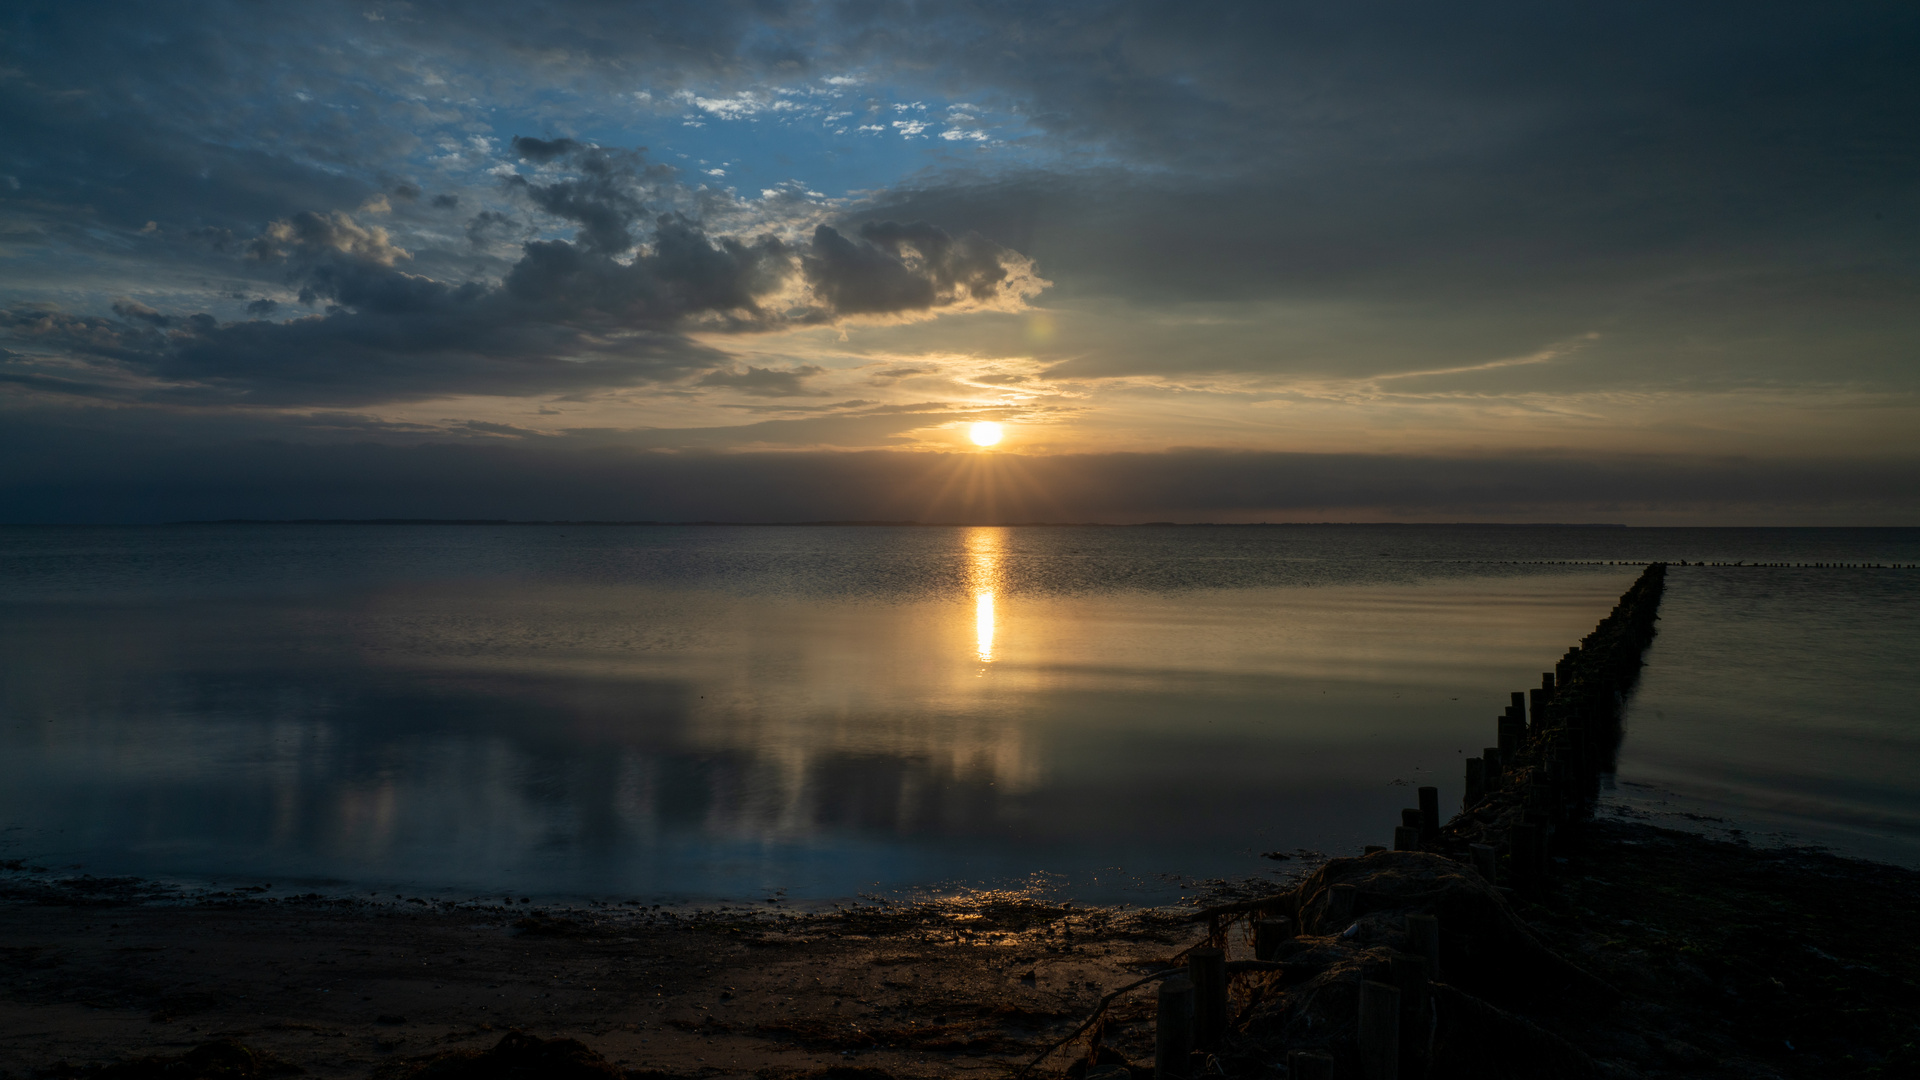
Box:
0 525 1914 903
1606 565 1920 863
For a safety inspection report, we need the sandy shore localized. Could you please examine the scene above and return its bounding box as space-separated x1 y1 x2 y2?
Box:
0 867 1199 1080
3 819 1917 1080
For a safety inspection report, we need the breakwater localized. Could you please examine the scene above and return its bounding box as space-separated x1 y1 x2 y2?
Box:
1424 561 1667 893
1049 564 1673 1080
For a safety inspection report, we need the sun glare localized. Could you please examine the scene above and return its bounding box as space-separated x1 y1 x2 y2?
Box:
969 421 1004 447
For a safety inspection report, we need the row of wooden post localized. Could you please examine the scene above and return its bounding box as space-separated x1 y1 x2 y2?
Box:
1151 568 1664 1077
1419 564 1663 893
1386 664 1571 889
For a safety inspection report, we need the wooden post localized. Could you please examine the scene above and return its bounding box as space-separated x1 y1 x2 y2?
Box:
1527 782 1553 817
1404 914 1440 980
1542 671 1556 697
1464 757 1485 806
1483 747 1503 789
1393 825 1420 851
1529 687 1545 729
1512 822 1544 892
1389 952 1432 1072
1418 786 1439 839
1253 917 1293 961
1510 691 1526 724
1400 808 1422 829
1469 842 1497 884
1357 980 1400 1080
1324 883 1357 931
1188 947 1228 1050
1285 1051 1334 1080
1154 974 1194 1080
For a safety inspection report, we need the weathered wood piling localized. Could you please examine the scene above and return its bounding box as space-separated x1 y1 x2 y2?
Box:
1188 948 1228 1050
1031 564 1672 1080
1412 562 1668 888
1154 974 1193 1080
1252 917 1292 961
1356 980 1400 1080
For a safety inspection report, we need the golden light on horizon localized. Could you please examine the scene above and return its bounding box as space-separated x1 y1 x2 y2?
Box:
969 421 1004 447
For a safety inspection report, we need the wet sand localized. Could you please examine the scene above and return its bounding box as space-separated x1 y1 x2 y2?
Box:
0 869 1199 1080
4 818 1917 1080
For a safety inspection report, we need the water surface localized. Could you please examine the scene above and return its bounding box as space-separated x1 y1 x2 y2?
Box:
1 524 1913 901
1605 565 1920 863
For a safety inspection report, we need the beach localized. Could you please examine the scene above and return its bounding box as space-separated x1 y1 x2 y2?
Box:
4 818 1917 1079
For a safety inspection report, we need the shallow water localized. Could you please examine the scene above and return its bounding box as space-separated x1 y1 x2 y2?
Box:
0 524 1914 901
1605 565 1920 864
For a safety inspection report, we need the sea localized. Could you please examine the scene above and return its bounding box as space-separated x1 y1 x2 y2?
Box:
1 524 1915 905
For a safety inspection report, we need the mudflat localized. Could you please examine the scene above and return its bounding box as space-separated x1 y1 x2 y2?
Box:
3 819 1917 1080
0 873 1190 1080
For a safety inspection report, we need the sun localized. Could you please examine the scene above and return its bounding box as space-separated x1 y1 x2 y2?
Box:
969 421 1004 447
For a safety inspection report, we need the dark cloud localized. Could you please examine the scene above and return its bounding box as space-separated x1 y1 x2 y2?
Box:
696 365 827 397
0 297 729 407
0 205 1039 405
464 210 514 247
503 141 660 255
509 136 586 164
1 127 1042 405
110 300 172 327
802 221 1022 315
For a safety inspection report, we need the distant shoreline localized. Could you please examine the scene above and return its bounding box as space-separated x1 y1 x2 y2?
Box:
11 518 1920 526
16 518 1707 528
174 519 1643 528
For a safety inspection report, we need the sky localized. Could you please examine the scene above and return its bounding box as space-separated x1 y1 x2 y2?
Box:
2 1 1917 524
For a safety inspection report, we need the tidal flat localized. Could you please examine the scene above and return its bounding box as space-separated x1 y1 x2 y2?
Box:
2 819 1916 1080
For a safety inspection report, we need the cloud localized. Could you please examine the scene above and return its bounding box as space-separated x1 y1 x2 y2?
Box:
503 138 658 255
247 210 410 266
802 221 1046 317
870 365 934 381
696 364 827 397
464 209 515 247
0 132 1046 406
508 136 583 163
1 0 1915 504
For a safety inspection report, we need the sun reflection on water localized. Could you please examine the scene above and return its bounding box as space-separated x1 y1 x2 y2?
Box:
976 590 995 663
967 528 1003 663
